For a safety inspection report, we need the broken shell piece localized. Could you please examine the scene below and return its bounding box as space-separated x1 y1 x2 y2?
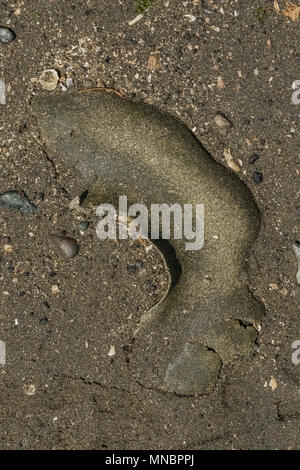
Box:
148 53 160 70
292 243 300 285
128 14 143 26
49 234 79 258
108 345 116 357
39 69 59 91
224 148 240 173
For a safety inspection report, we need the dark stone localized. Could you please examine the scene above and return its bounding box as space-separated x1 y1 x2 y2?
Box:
249 154 260 165
252 171 263 184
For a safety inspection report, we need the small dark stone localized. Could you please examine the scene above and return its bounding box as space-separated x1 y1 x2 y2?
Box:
127 264 137 274
127 260 144 273
252 172 263 184
135 260 144 269
58 187 68 196
146 280 157 291
39 318 48 325
249 154 260 165
0 191 37 214
49 271 57 278
79 221 89 231
43 301 50 309
19 291 25 297
123 344 133 354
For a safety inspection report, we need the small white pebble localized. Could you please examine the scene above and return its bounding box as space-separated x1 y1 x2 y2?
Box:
66 77 74 88
14 319 18 326
184 14 197 22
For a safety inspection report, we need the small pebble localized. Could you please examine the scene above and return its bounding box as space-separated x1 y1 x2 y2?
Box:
66 77 74 88
51 284 60 294
69 195 80 209
0 191 37 214
252 172 263 184
135 260 144 269
3 244 13 254
215 112 233 130
249 154 260 165
50 234 79 258
127 264 137 274
79 221 89 232
39 318 48 325
0 26 16 44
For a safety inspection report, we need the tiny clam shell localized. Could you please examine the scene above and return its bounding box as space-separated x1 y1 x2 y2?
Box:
49 234 79 259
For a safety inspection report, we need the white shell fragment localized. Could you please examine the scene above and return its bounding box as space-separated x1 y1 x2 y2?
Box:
108 345 116 357
39 69 59 90
0 80 6 104
0 340 6 365
292 243 300 285
224 147 240 173
128 14 143 26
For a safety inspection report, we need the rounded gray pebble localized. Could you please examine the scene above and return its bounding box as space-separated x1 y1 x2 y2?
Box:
0 27 16 44
49 235 79 259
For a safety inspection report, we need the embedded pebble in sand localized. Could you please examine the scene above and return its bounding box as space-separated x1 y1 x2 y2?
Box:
214 112 233 130
50 235 79 259
0 26 15 44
